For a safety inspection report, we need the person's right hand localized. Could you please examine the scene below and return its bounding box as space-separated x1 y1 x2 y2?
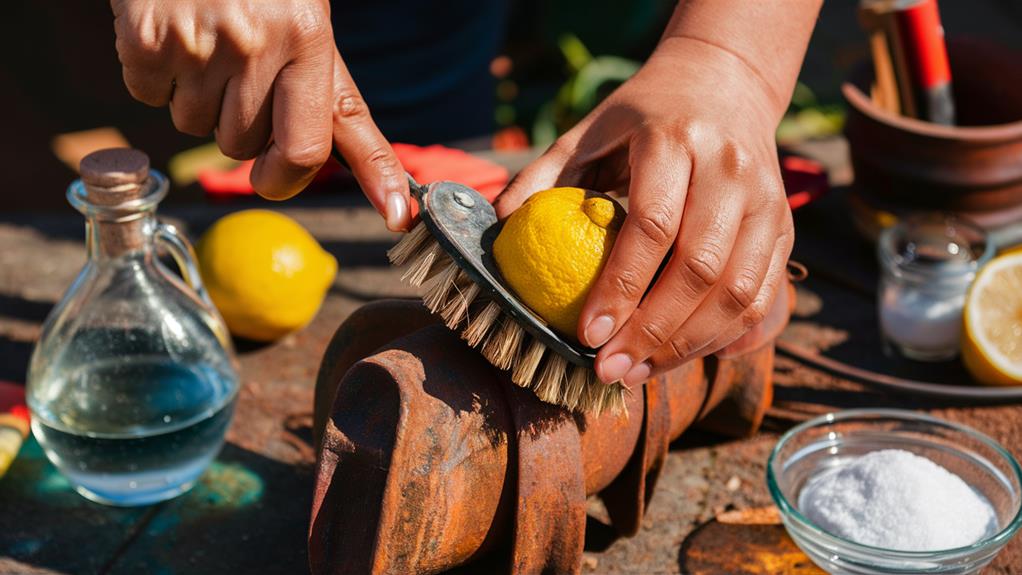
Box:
111 0 411 231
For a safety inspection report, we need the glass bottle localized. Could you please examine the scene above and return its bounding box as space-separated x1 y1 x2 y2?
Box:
877 213 993 361
26 149 239 506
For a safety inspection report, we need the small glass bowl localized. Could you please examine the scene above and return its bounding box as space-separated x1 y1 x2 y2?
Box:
767 409 1022 574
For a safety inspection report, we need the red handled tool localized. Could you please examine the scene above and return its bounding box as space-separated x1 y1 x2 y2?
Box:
893 0 954 124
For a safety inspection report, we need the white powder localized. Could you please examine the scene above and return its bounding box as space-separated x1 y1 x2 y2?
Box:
797 449 997 551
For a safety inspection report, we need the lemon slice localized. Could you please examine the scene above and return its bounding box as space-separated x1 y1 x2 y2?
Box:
962 252 1022 386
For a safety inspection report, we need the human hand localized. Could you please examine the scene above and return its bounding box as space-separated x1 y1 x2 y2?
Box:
111 0 410 230
495 37 794 388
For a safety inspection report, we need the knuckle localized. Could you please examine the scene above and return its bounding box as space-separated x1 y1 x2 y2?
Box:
176 123 212 138
114 34 140 66
612 268 644 300
363 145 403 179
632 206 675 248
122 73 162 106
681 249 724 289
742 300 769 328
771 216 795 256
723 273 759 311
668 336 694 359
639 321 669 348
288 3 330 44
281 140 330 172
333 91 370 122
217 136 262 161
670 120 707 149
719 138 753 178
171 110 214 137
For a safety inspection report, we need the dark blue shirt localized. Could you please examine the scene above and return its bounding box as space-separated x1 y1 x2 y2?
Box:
331 0 507 145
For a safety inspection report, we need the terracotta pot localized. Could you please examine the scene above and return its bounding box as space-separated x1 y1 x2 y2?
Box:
844 38 1022 232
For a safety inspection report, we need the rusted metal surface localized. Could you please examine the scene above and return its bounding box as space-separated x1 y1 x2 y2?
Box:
680 516 825 574
309 289 789 574
312 299 439 449
504 384 587 575
312 326 513 575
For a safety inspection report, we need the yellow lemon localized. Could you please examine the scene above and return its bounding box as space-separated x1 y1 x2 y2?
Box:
962 251 1022 386
493 187 625 339
197 210 337 342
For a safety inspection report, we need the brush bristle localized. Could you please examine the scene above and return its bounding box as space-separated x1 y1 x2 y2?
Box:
440 282 479 327
391 231 627 415
463 300 501 347
422 261 461 313
512 339 546 388
387 222 431 266
534 354 567 404
481 317 524 370
402 241 442 286
562 366 590 411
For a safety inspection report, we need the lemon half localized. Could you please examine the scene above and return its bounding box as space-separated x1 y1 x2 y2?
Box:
962 251 1022 386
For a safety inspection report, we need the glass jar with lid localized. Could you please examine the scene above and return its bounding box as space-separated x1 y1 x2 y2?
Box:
878 213 994 361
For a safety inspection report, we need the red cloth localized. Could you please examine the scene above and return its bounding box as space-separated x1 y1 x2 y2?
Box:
197 143 510 205
196 144 823 211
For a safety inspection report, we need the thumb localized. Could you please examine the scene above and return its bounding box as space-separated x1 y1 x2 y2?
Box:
330 50 410 232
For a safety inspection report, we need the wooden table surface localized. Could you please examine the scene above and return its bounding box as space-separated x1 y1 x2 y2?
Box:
1 139 1019 574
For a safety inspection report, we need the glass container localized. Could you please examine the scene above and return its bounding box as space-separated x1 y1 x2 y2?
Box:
768 409 1022 575
877 213 993 361
26 149 239 506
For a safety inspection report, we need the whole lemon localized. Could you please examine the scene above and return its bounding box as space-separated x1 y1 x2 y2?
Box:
493 187 625 339
197 210 337 342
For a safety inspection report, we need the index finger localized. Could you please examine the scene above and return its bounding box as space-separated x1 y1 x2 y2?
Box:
330 50 410 232
577 133 690 349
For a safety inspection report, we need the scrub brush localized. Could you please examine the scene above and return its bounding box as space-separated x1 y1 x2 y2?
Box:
387 176 628 415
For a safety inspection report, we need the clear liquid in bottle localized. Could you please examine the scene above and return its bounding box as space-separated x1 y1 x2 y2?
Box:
27 149 239 506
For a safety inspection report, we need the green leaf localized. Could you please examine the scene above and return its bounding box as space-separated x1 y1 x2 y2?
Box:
558 34 593 74
570 56 640 113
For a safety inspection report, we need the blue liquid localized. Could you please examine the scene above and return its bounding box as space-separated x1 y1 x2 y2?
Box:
30 358 237 506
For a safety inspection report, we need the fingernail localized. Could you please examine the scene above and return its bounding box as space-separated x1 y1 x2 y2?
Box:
584 315 615 347
600 353 633 384
622 361 652 388
386 192 407 232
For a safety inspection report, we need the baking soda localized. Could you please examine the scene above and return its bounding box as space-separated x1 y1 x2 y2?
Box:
798 449 997 551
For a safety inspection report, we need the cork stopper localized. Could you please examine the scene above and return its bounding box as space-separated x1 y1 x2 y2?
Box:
80 148 150 205
79 148 153 255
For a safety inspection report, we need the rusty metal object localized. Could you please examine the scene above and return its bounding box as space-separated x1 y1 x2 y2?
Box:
311 325 513 575
680 510 824 575
844 39 1022 232
697 283 796 437
312 299 439 449
310 290 792 575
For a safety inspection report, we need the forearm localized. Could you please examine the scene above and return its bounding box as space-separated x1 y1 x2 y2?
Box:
658 0 821 121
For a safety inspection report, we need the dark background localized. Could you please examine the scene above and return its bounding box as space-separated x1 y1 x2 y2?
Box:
1 0 1020 212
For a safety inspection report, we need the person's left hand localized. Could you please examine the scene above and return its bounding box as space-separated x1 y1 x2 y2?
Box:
495 37 794 388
